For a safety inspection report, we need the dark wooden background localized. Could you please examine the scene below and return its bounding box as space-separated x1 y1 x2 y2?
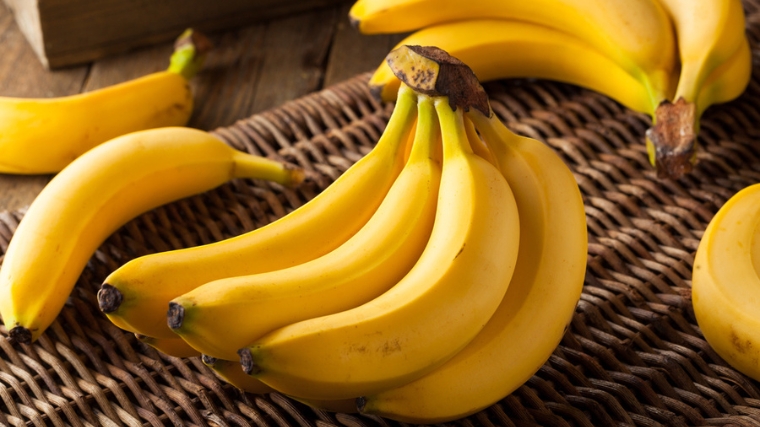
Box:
0 0 406 212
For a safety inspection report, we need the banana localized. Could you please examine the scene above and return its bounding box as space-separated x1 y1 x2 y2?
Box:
359 108 588 423
0 127 303 344
695 37 753 119
135 334 200 358
166 92 442 360
98 86 418 340
201 355 274 394
646 0 749 179
691 183 760 383
238 53 521 399
0 29 211 174
350 0 676 108
368 19 659 116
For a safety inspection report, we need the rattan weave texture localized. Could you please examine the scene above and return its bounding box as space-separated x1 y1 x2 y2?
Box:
2 4 760 426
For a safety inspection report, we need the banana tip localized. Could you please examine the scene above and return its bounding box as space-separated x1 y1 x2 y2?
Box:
166 302 185 330
355 397 366 413
238 348 261 375
97 284 124 313
201 354 217 366
9 326 32 344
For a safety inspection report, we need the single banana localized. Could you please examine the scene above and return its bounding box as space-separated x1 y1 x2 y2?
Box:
359 108 588 423
238 51 521 400
201 355 274 394
691 183 760 383
98 86 418 340
0 29 211 174
646 0 748 179
167 92 442 360
135 334 200 358
695 36 753 119
0 127 303 344
369 19 659 116
350 0 676 108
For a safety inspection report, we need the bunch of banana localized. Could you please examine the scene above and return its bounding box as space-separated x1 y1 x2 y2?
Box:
691 183 760 383
0 29 211 174
0 126 304 344
96 45 586 423
350 0 751 180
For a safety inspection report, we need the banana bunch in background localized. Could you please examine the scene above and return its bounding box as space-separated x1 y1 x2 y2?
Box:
691 183 760 384
97 46 588 423
0 127 304 344
0 29 211 174
351 0 752 180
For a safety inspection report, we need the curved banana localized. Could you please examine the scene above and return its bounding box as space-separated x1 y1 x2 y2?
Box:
0 127 303 344
135 334 200 358
98 86 418 340
369 20 659 116
695 36 752 119
201 355 274 394
0 29 210 174
167 93 442 360
350 0 676 107
691 183 760 382
238 95 520 401
646 0 749 178
359 109 588 423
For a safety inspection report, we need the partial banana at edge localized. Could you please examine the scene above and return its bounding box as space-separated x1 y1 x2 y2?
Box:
0 29 211 174
350 0 676 108
692 183 760 383
369 20 659 116
0 127 304 344
646 0 750 178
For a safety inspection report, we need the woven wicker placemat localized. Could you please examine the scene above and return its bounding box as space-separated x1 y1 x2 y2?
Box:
2 5 760 426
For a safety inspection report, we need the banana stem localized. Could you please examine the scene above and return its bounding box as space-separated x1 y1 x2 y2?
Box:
167 28 213 80
644 98 697 180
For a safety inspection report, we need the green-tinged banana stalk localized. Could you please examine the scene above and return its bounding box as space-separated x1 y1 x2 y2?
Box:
97 87 418 340
237 47 521 401
166 93 441 360
353 0 751 180
692 183 760 383
0 29 211 174
0 127 304 344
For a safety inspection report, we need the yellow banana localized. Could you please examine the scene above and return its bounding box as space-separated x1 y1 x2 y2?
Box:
0 127 303 344
201 355 274 394
0 29 210 174
359 109 588 423
696 37 753 119
98 86 418 340
135 334 200 358
167 92 442 360
369 19 659 115
350 0 676 107
691 183 760 383
238 91 520 401
646 0 749 178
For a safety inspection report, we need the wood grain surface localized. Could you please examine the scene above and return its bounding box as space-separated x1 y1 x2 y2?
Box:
0 0 406 212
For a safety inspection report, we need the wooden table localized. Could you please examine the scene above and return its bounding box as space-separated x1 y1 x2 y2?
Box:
0 0 406 212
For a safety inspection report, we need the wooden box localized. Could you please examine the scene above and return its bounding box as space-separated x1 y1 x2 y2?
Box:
3 0 348 69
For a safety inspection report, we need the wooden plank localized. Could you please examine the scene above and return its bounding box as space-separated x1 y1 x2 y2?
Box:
4 0 348 69
323 1 409 87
